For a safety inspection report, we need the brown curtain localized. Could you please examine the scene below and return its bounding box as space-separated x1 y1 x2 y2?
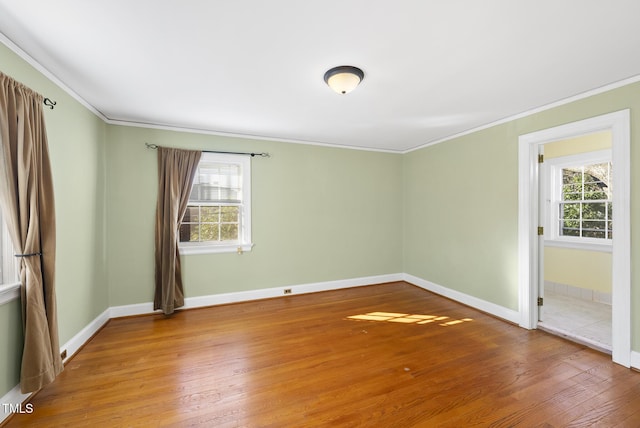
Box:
0 72 62 393
154 147 201 314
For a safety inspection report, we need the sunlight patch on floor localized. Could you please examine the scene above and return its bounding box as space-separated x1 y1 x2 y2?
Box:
346 311 473 326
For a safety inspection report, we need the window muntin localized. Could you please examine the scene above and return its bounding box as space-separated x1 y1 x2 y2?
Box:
546 150 612 248
558 162 612 240
179 153 252 254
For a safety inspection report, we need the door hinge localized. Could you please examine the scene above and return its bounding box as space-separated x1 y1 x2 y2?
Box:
538 154 544 163
537 297 544 306
537 226 544 236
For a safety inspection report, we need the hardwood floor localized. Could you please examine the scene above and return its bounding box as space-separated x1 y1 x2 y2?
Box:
4 281 640 427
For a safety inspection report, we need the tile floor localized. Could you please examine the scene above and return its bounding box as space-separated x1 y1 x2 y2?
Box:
537 290 612 354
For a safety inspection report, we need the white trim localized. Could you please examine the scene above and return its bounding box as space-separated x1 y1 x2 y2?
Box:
0 307 110 425
109 273 404 318
107 118 401 154
0 32 107 122
631 351 640 370
179 242 254 255
4 29 639 156
0 282 20 305
404 75 640 154
59 308 110 364
0 384 32 423
403 274 521 325
545 149 613 245
2 270 632 426
518 110 631 367
109 302 155 319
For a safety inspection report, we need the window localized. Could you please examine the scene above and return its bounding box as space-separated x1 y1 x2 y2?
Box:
179 153 252 254
545 150 612 250
0 210 19 304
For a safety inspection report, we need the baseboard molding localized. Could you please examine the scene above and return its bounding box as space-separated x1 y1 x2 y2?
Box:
631 351 640 370
403 273 521 325
109 273 404 318
1 308 110 425
0 384 32 423
60 308 110 364
2 271 633 425
109 302 155 319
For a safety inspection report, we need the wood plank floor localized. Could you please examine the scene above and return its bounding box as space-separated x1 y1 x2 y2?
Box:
4 281 640 427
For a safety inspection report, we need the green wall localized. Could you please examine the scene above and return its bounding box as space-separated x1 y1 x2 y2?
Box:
403 81 640 348
105 126 403 306
0 42 108 397
403 126 519 308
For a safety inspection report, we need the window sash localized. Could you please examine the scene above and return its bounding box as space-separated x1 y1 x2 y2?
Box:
178 152 252 253
545 150 612 247
181 204 242 244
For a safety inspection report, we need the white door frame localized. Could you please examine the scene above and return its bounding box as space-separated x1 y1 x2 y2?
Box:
518 109 631 367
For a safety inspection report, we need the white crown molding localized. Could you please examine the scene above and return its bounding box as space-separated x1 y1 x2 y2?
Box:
0 32 108 122
106 118 401 154
403 74 640 154
5 30 638 155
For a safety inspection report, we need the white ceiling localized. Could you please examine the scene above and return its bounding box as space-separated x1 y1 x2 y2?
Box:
1 1 639 152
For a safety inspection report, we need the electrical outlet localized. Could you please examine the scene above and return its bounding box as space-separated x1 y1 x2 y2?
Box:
60 349 67 360
284 288 292 295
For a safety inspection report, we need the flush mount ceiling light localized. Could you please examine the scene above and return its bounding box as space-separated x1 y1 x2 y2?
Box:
323 65 364 94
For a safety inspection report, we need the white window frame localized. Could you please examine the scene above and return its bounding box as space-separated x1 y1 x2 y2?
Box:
0 212 20 305
179 153 253 255
543 149 612 252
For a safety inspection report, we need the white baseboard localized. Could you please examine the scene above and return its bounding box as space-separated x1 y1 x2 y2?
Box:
1 308 110 424
0 384 32 423
403 273 521 325
110 273 404 318
60 308 110 363
2 271 632 425
109 302 155 318
631 351 640 370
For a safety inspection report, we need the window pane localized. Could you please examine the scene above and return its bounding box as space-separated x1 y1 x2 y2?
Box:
582 202 606 220
561 226 580 237
200 224 219 241
560 203 580 220
562 169 581 185
583 229 606 239
583 220 606 231
221 206 239 222
191 162 242 203
184 206 200 223
179 223 199 242
200 206 219 222
220 224 238 241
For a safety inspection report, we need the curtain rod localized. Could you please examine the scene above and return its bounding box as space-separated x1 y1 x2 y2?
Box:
43 98 56 109
145 143 269 157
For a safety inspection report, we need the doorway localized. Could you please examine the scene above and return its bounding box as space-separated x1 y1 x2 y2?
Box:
517 110 630 367
536 131 613 353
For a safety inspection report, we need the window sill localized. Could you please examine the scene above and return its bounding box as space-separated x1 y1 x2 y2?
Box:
544 239 612 253
179 243 254 255
0 282 20 305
